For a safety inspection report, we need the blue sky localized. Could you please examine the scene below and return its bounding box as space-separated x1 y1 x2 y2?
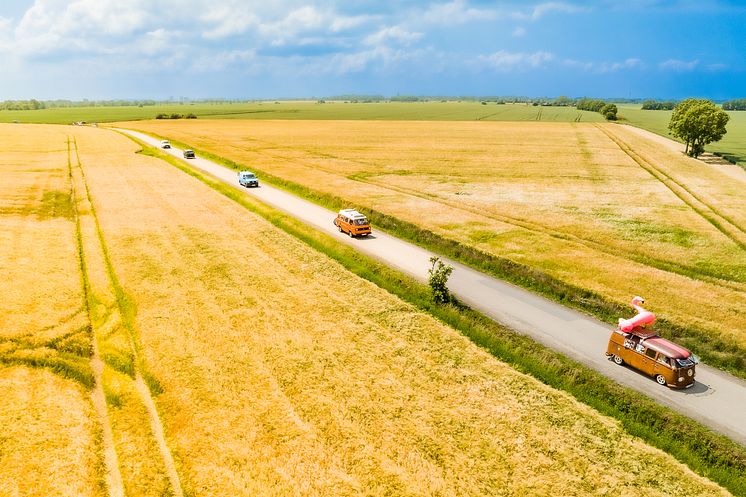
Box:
0 0 744 100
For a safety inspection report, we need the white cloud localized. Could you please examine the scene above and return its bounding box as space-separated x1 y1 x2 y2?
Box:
706 62 727 71
659 58 699 71
201 6 259 39
599 57 643 72
364 26 422 46
479 50 553 70
512 26 527 37
562 57 643 73
329 14 377 32
423 0 499 24
531 2 588 20
422 1 587 25
191 49 255 72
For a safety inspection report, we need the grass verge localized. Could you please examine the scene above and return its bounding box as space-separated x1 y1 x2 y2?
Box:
133 137 746 496
131 129 746 380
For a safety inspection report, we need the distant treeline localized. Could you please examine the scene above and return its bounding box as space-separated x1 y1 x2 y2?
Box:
576 98 618 120
0 99 159 110
1 99 45 110
722 99 746 110
641 100 677 110
155 113 197 119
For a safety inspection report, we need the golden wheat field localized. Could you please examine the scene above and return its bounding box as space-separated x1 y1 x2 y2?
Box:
120 119 746 348
0 125 103 496
33 122 726 496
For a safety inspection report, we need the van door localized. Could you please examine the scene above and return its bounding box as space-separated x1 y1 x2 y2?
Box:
638 347 658 375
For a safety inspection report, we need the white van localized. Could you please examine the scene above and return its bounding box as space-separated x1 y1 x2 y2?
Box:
160 140 171 149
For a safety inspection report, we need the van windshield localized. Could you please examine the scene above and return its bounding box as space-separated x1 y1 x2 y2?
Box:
243 174 256 179
675 357 696 368
354 218 368 225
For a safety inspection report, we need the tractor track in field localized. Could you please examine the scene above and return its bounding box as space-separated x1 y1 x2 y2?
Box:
210 133 746 292
70 138 185 497
67 137 125 497
596 124 746 251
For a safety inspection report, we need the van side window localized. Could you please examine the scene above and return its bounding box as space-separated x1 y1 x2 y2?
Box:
657 355 671 367
645 348 657 359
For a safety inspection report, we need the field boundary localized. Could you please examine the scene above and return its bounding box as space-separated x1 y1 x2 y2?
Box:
128 137 746 495
121 128 746 379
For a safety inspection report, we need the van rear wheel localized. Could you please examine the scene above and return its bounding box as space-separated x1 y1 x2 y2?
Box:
612 355 623 365
655 374 667 386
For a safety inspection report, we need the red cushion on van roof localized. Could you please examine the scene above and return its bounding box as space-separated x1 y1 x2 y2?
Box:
644 337 691 359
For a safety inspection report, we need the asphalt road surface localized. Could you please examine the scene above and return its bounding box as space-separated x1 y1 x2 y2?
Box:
117 128 746 446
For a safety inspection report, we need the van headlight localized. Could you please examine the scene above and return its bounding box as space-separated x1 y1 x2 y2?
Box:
687 369 693 377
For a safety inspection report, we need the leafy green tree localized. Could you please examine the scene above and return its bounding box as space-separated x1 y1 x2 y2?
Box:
722 99 746 111
600 103 618 120
668 98 729 157
428 256 453 304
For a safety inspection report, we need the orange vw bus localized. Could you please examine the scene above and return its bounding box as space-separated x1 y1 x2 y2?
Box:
606 329 697 388
333 209 372 237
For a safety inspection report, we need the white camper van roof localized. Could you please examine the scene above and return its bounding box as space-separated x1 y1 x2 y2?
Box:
338 209 367 220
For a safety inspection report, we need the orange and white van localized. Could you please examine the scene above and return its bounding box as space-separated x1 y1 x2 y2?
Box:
333 209 371 237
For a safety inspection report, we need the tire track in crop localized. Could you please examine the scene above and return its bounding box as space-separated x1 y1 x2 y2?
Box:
67 137 125 497
223 134 746 292
597 124 746 251
71 138 185 497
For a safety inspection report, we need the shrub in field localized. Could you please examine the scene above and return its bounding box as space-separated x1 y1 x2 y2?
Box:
600 103 618 120
155 113 167 119
428 256 453 304
642 100 677 110
186 113 197 119
722 99 746 111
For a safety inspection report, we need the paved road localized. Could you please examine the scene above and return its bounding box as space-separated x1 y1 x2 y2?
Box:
117 128 746 446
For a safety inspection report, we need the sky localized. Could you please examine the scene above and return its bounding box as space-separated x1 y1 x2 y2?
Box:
0 0 744 100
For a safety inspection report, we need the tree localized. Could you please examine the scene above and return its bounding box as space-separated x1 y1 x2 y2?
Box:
428 256 453 304
722 99 746 111
600 103 618 120
668 98 729 157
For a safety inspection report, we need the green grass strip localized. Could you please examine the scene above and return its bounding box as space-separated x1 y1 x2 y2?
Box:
131 137 746 496
131 130 746 380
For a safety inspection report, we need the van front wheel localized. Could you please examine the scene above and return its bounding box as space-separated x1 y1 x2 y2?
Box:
655 374 667 386
612 355 623 365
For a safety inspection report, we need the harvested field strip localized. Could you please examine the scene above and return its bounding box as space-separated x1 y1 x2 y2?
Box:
598 124 746 250
135 140 744 496
71 137 183 497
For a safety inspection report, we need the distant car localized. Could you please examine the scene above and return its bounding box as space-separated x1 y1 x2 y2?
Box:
183 149 195 159
238 171 259 188
160 140 171 149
